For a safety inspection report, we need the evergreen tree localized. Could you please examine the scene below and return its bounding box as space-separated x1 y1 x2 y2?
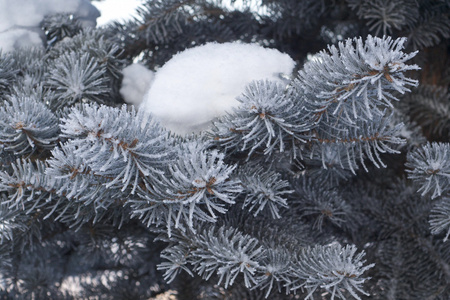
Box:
0 0 449 299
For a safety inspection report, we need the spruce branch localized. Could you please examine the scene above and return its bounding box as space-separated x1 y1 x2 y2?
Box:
0 52 19 93
346 0 419 36
159 225 374 299
158 243 194 283
429 196 450 242
0 195 28 243
292 244 374 300
0 0 447 297
41 13 83 45
0 95 59 156
136 0 196 44
262 0 326 38
158 226 266 290
60 103 174 194
310 113 405 171
237 165 292 219
48 29 126 83
390 108 427 150
406 142 450 199
296 35 419 123
191 226 265 289
45 142 122 212
8 48 47 86
303 145 357 185
291 178 348 230
130 143 242 235
46 51 109 109
401 85 450 138
0 159 56 215
253 247 293 298
211 80 312 157
406 11 450 50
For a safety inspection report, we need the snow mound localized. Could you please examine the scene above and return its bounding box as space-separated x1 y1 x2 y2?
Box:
141 42 295 135
0 0 100 52
120 63 155 107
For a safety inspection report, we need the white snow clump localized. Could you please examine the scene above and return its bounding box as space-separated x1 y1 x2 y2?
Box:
120 63 155 107
141 42 296 135
0 0 99 52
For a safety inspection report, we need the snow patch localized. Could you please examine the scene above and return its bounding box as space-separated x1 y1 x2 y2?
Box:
120 63 154 107
0 29 43 51
0 0 99 52
93 0 143 26
141 42 295 135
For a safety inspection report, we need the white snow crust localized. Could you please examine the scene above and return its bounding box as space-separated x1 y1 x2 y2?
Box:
141 42 295 135
120 63 155 107
94 0 142 26
0 0 99 52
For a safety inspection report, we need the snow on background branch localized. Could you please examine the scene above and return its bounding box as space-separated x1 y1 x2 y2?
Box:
0 0 99 52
